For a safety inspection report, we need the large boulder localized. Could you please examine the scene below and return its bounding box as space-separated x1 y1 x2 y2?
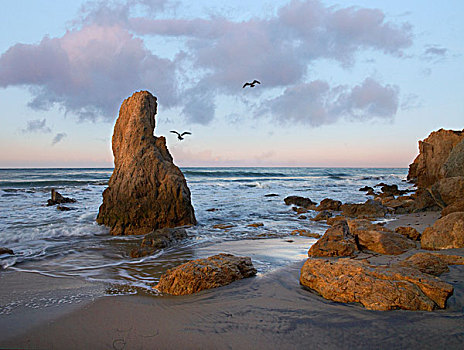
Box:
308 221 358 257
300 258 453 311
130 227 187 258
421 212 464 250
96 91 196 235
408 129 464 187
155 253 257 295
347 219 416 255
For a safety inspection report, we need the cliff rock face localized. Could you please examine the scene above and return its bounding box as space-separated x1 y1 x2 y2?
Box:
407 129 464 188
97 91 196 235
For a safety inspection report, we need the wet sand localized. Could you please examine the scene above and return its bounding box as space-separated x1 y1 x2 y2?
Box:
1 211 464 349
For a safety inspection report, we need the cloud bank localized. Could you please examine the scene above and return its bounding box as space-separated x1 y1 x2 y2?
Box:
52 132 67 145
0 0 412 125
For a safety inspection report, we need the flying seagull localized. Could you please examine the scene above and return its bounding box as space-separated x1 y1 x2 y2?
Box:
242 80 261 88
170 130 192 140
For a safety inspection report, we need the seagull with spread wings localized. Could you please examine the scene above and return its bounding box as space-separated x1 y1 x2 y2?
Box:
242 80 261 88
170 130 192 140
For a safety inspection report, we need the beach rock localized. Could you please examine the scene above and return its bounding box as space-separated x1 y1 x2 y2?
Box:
379 184 406 196
347 219 416 255
431 176 464 207
311 210 333 222
298 215 307 220
96 91 196 235
284 196 316 209
155 253 257 295
213 224 235 230
397 252 464 276
359 186 374 192
395 226 421 241
47 189 76 206
291 229 320 238
421 212 464 250
381 197 404 209
340 199 390 219
0 247 14 255
300 257 453 311
130 228 187 258
308 221 358 257
408 129 464 187
315 198 342 211
442 200 464 217
206 208 219 212
442 138 464 178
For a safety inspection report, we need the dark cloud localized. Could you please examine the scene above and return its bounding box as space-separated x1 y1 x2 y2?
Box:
0 0 412 125
22 118 52 133
259 78 398 126
52 132 67 145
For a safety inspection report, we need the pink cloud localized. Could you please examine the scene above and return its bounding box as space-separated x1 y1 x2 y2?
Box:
0 0 412 125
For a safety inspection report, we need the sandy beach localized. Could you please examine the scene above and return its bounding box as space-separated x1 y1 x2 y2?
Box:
1 211 463 349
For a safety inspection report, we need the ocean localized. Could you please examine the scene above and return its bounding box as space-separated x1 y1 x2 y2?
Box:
0 167 410 294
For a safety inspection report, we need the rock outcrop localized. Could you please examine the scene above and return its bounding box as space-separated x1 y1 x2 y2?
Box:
300 257 454 311
130 227 187 258
421 212 464 250
155 253 257 295
47 189 76 206
96 91 196 235
408 129 464 188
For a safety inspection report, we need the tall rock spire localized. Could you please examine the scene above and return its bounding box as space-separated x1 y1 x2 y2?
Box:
97 91 196 235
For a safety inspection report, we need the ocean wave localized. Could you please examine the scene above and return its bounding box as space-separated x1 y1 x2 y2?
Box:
0 179 108 189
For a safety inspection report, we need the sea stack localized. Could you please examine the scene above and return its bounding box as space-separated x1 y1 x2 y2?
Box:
97 91 196 235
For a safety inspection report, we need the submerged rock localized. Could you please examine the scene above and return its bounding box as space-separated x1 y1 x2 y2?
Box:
96 91 196 235
421 212 464 250
0 247 14 255
284 196 316 209
47 189 76 206
130 227 187 258
155 253 257 295
300 257 453 311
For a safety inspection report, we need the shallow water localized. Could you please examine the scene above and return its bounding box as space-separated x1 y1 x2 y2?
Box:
0 167 410 292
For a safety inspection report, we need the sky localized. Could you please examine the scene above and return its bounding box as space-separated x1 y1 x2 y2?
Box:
0 0 462 168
